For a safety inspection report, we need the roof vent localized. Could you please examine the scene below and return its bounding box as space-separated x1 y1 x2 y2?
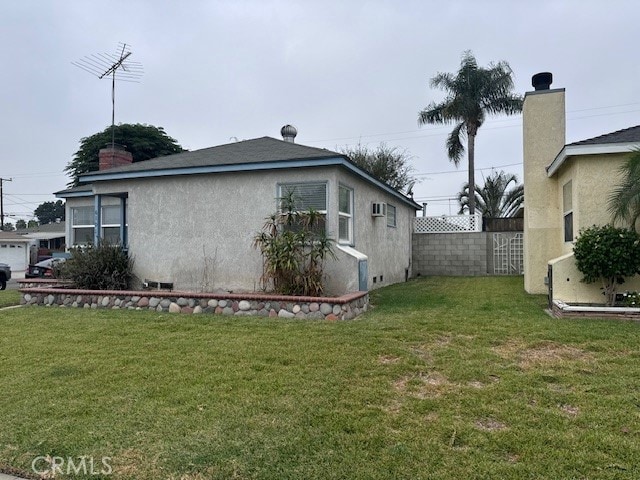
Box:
281 124 297 143
532 72 553 91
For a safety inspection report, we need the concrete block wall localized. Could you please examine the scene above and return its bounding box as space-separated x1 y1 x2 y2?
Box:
412 232 488 276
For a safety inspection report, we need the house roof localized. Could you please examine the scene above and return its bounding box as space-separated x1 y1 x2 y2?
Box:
84 137 345 177
57 136 421 209
547 124 640 177
15 221 66 235
566 125 640 146
0 231 32 242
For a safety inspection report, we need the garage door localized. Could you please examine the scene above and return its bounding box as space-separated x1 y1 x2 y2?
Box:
0 242 28 271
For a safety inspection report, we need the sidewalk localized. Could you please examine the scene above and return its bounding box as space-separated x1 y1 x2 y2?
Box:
0 473 29 480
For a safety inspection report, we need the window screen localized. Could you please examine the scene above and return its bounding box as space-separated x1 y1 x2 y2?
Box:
279 182 327 212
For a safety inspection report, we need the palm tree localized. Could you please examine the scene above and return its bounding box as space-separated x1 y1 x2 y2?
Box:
458 170 523 217
608 148 640 228
418 51 523 215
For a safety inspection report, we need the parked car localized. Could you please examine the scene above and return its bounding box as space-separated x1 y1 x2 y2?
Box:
0 263 10 290
25 258 65 279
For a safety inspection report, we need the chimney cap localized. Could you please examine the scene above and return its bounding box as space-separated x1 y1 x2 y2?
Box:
281 124 297 143
532 72 553 91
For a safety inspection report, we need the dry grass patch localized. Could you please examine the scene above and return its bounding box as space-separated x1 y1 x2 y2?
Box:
393 372 454 399
559 404 580 417
475 418 508 431
377 354 400 365
493 340 594 369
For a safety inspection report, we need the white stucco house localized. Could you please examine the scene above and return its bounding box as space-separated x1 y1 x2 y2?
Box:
56 127 420 294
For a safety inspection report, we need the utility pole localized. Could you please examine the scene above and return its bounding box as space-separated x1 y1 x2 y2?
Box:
0 177 12 231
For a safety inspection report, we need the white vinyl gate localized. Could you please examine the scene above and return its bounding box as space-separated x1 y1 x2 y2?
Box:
493 233 523 275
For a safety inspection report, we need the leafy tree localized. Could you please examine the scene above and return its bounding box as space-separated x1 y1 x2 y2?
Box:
608 148 640 228
573 225 640 306
34 200 65 224
15 219 27 230
418 51 523 214
253 190 335 296
1 222 14 231
27 220 39 228
457 170 523 217
340 143 416 193
65 123 184 186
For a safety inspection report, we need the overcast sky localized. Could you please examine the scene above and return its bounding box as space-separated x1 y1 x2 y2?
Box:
2 0 639 222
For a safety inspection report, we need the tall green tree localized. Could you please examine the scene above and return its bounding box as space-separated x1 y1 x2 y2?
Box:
34 200 65 224
65 123 184 186
15 219 27 230
458 170 523 217
418 51 523 214
608 148 640 229
340 143 416 193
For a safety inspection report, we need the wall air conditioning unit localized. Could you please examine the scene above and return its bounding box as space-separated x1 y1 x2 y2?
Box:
371 202 387 217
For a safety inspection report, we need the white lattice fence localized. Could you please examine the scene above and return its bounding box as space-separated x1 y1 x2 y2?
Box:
414 214 483 234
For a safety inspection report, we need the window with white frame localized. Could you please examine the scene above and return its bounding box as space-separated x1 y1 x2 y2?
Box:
387 204 396 227
278 182 327 233
71 206 94 245
101 205 122 244
563 181 573 242
338 185 353 244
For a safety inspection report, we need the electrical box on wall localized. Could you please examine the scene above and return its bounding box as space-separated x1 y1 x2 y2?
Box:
372 202 386 217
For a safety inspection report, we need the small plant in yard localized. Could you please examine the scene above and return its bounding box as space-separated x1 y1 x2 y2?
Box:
59 243 134 290
573 224 640 306
621 290 640 307
254 189 335 296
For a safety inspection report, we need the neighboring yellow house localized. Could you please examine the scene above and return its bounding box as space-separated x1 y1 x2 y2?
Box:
523 72 640 304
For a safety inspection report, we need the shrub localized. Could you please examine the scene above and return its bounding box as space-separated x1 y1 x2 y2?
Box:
60 244 134 290
573 225 640 305
253 191 335 296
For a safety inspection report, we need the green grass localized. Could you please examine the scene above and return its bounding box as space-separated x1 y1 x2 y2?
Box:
0 277 638 479
0 289 20 308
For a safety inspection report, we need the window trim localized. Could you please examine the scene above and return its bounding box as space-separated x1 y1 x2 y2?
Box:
71 206 95 246
338 184 354 245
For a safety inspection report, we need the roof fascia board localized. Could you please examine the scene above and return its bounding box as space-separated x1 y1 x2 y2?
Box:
79 157 420 209
547 142 640 177
55 190 94 199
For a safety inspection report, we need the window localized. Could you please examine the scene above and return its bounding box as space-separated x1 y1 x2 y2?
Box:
563 181 573 242
387 204 396 227
102 205 122 244
71 206 94 245
279 182 328 233
279 182 327 212
338 185 353 244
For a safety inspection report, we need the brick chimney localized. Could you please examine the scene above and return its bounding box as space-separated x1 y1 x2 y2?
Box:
99 145 133 171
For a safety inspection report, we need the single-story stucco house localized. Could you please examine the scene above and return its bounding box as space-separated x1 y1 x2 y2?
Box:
56 127 420 295
522 72 640 303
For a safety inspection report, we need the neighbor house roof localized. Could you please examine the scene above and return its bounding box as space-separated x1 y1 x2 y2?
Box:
547 124 640 177
57 136 420 209
0 231 32 242
15 221 66 235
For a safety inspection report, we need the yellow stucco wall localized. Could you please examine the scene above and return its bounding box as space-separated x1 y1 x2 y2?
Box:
550 252 640 304
523 88 565 294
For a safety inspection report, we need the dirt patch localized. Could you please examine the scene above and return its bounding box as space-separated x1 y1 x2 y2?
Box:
378 355 401 365
467 380 485 389
393 372 454 399
559 404 580 417
493 340 593 369
475 418 508 431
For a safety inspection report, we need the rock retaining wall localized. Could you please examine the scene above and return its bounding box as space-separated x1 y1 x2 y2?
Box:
19 288 369 321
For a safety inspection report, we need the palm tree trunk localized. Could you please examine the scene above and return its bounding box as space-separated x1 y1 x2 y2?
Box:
468 132 476 215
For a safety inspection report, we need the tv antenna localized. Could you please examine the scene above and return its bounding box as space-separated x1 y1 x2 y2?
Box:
72 42 143 149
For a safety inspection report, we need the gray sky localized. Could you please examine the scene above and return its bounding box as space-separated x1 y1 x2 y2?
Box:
2 0 639 222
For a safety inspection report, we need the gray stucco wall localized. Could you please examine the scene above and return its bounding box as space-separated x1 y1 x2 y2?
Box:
67 166 416 295
412 232 487 276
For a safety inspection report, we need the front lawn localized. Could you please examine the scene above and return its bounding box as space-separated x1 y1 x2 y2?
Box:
0 277 638 479
0 289 20 308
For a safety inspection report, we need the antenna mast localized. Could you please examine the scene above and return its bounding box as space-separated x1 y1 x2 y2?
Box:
72 42 143 150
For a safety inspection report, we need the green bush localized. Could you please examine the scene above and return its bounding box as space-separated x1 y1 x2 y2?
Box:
253 191 335 296
60 244 134 290
573 224 640 305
